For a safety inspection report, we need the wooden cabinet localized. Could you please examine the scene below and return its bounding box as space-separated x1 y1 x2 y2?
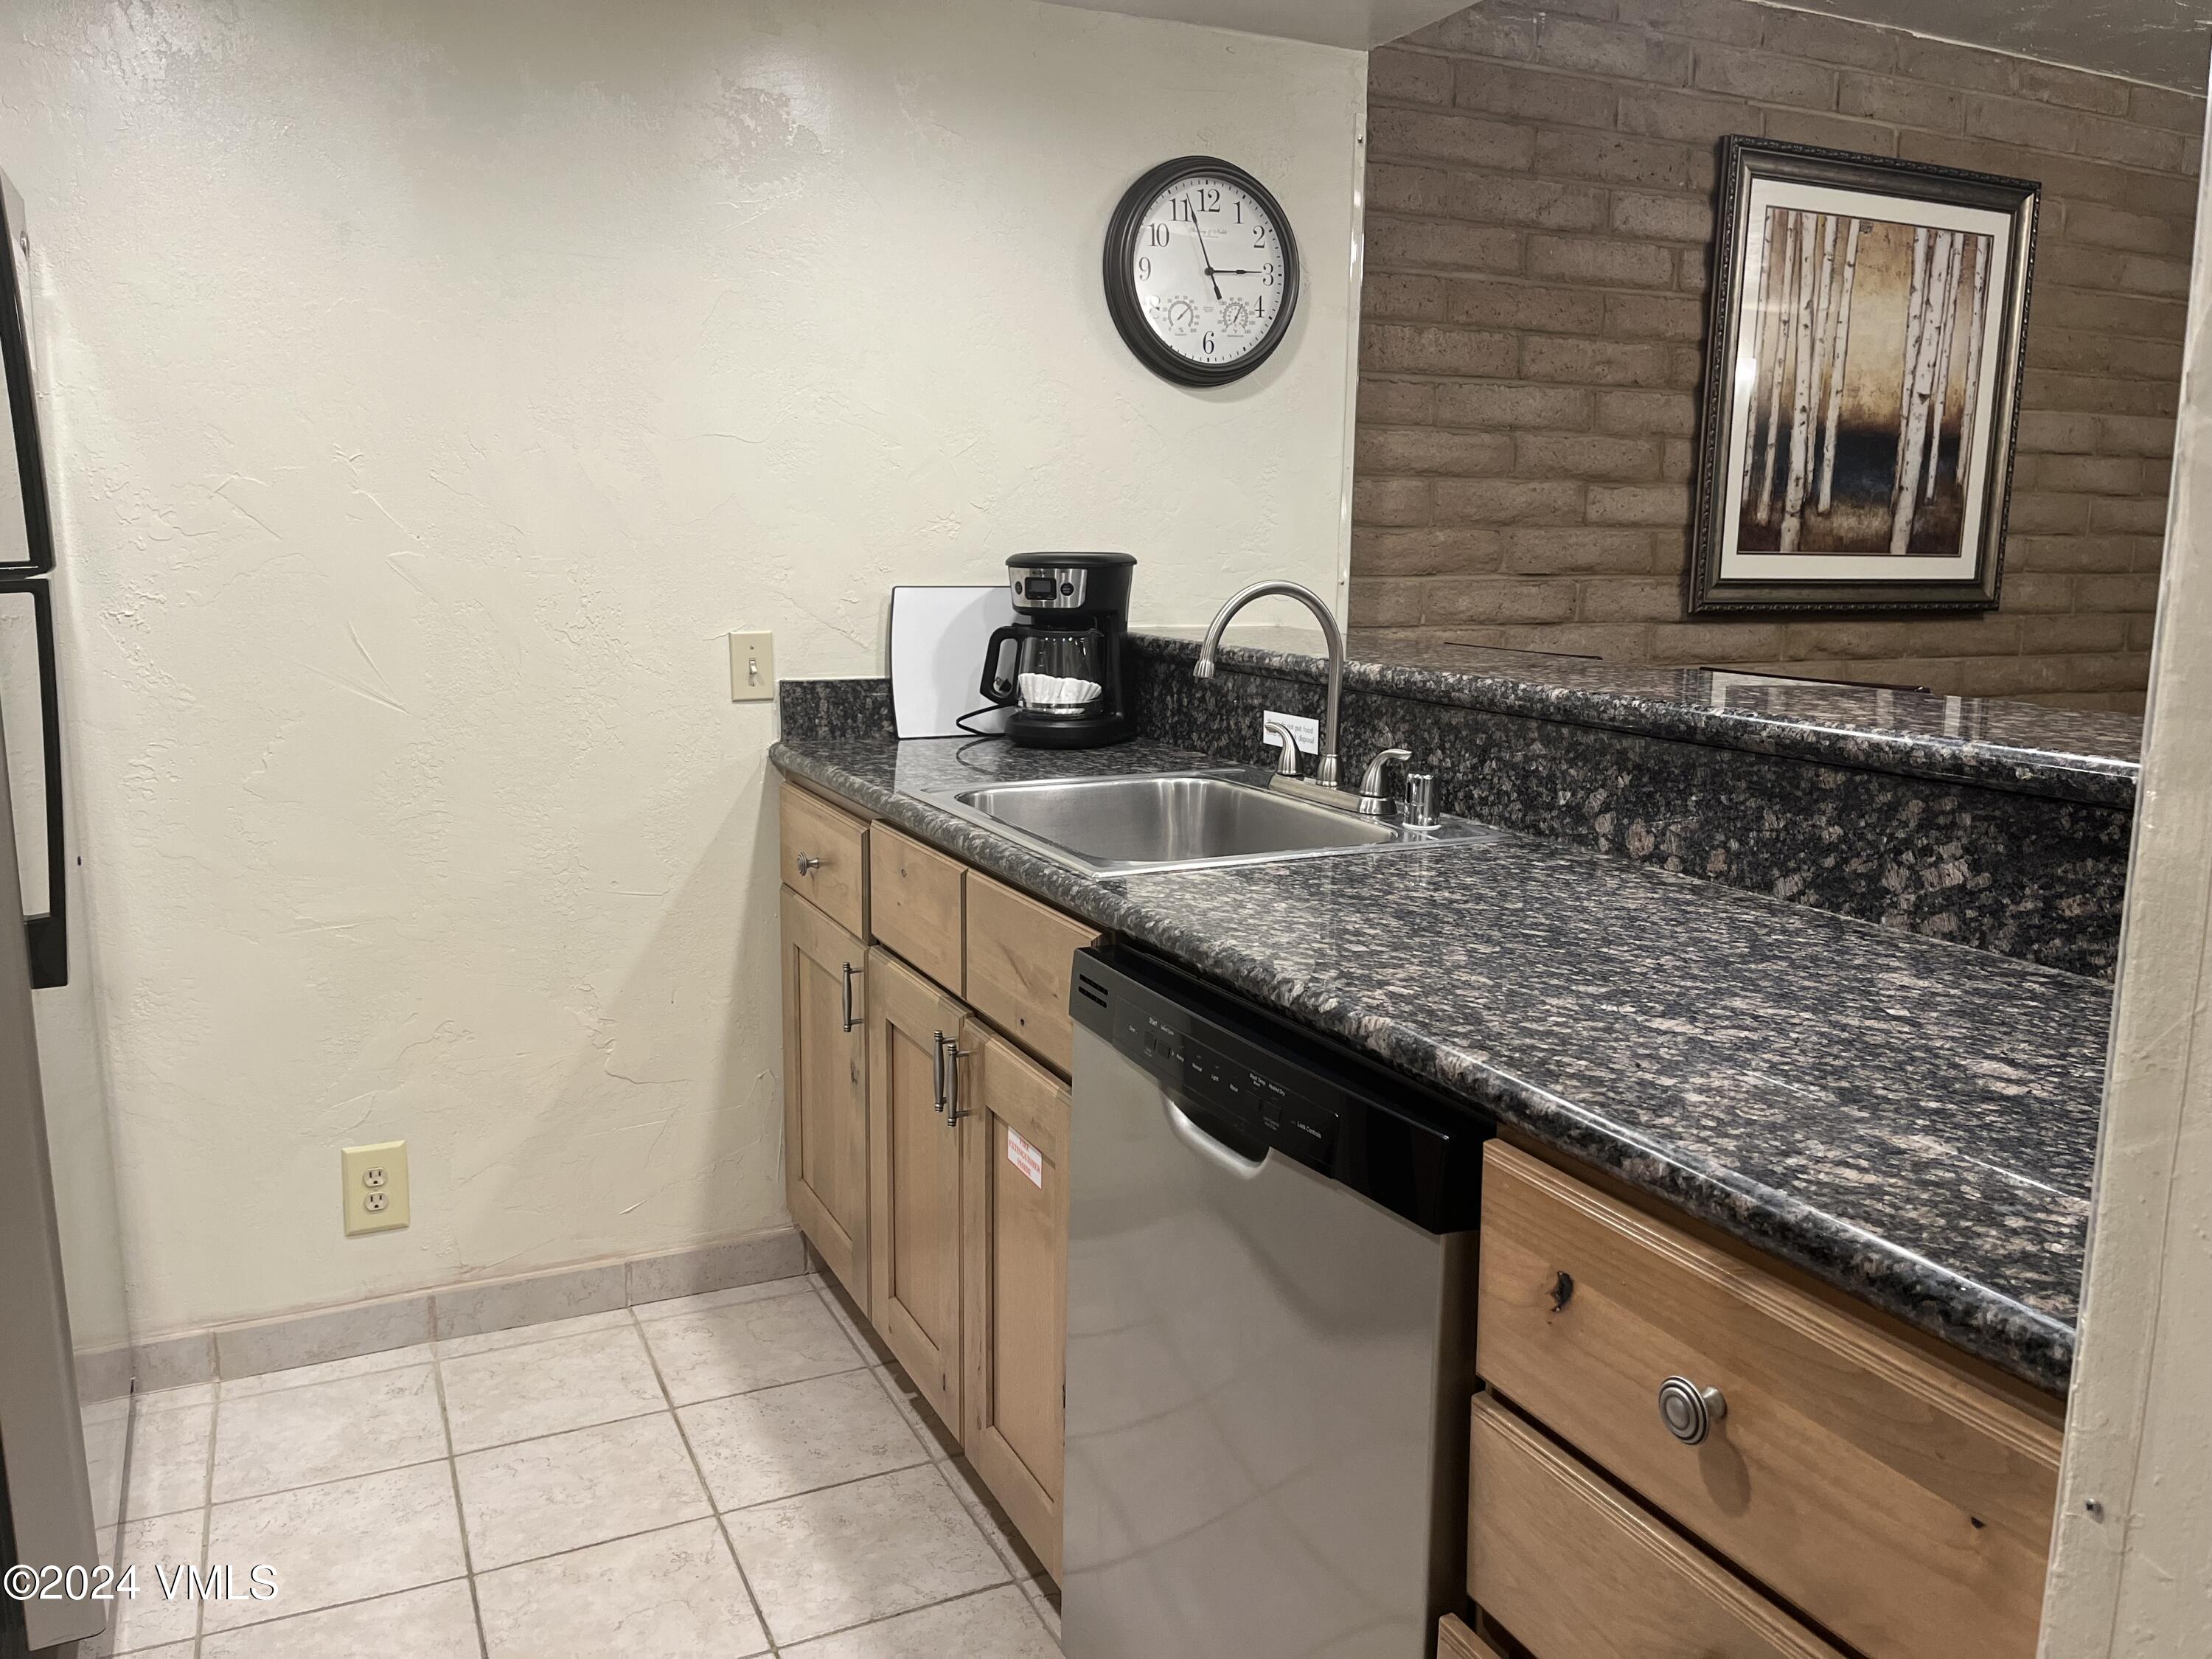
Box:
779 776 1097 1568
1475 1141 2062 1659
961 1027 1070 1577
779 887 870 1307
871 824 965 990
964 870 1093 1074
781 783 869 937
866 947 970 1431
1469 1393 1847 1659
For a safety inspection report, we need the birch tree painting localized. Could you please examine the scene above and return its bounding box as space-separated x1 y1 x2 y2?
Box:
1734 205 1994 559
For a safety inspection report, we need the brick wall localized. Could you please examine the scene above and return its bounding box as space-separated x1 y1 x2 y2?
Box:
1352 0 2204 712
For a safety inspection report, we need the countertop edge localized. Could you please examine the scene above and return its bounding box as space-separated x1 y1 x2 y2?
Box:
1128 633 2138 810
769 740 2077 1395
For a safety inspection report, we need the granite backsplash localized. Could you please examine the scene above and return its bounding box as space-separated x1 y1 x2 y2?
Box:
781 638 2132 978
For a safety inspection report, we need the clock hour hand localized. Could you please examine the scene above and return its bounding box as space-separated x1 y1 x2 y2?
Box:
1189 212 1224 302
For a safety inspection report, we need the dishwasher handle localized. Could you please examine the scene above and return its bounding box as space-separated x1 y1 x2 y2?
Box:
1164 1099 1267 1180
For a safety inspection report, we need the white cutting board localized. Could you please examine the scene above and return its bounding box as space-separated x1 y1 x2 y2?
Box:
889 585 1016 739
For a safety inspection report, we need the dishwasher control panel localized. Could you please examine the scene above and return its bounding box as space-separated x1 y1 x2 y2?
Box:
1072 943 1488 1231
1125 1006 1340 1168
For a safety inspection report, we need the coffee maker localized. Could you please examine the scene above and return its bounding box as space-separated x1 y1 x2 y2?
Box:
978 553 1135 748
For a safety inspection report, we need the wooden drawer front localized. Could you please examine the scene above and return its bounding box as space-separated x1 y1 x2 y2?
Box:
781 783 868 938
870 826 964 991
964 872 1095 1074
1470 1394 1846 1659
1437 1615 1506 1659
1476 1142 2061 1659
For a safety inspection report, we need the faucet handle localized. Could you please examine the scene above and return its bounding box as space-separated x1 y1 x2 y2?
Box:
1263 716 1304 778
1357 748 1412 815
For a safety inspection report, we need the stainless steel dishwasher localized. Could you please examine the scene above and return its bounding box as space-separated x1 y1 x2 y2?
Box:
1063 946 1487 1659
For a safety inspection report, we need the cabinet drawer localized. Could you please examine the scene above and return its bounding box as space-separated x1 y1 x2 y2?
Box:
964 872 1095 1075
1437 1615 1504 1659
1476 1141 2060 1659
870 826 964 991
1470 1394 1846 1659
780 784 869 937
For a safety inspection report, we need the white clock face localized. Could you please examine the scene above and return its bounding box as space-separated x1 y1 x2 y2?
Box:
1130 173 1287 369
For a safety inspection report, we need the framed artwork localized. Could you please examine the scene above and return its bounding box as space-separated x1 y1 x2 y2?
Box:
1687 138 2039 613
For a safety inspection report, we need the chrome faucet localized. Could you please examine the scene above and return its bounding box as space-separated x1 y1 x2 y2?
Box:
1194 580 1345 787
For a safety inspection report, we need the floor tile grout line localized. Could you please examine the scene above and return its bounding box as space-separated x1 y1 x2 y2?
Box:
928 1455 1037 1585
162 1277 1021 1657
427 1343 493 1659
664 1357 877 1415
190 1385 218 1658
178 1572 473 1646
630 1304 784 1657
785 1579 1043 1652
191 1359 897 1520
201 1450 454 1512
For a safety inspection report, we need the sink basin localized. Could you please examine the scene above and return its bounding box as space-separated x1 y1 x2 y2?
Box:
922 770 1486 875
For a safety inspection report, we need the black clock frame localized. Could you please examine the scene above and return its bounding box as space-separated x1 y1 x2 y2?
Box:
1103 156 1301 388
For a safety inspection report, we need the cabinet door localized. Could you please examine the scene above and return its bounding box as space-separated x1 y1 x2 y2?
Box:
867 947 968 1433
961 1025 1068 1577
781 888 869 1307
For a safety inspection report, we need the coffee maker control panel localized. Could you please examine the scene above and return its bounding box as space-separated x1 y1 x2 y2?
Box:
1012 567 1088 610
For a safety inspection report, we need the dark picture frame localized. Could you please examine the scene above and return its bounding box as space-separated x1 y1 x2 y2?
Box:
1687 138 2039 614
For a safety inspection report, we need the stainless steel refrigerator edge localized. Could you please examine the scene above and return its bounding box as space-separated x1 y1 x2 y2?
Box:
1063 951 1479 1659
0 168 134 1657
0 721 103 1655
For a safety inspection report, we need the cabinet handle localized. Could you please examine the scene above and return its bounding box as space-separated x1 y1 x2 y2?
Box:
1657 1376 1727 1446
931 1032 971 1124
841 962 860 1032
795 854 824 877
945 1040 970 1127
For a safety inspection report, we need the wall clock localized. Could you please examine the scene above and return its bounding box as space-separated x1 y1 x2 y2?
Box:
1104 156 1300 387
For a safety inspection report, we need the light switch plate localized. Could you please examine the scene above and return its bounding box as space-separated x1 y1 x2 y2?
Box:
342 1141 409 1236
1261 710 1320 758
729 631 775 702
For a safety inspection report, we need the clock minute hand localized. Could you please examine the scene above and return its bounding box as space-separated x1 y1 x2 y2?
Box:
1189 211 1224 302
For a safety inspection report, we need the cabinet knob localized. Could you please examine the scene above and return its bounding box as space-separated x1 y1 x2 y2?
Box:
796 854 824 876
1657 1376 1726 1445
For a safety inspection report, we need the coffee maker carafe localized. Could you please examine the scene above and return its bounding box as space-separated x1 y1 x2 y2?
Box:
978 553 1135 748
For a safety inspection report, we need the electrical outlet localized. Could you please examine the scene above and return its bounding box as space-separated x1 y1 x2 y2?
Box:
1261 710 1320 759
342 1141 409 1237
729 630 775 702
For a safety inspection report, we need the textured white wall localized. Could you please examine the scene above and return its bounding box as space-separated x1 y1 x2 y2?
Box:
0 0 1365 1332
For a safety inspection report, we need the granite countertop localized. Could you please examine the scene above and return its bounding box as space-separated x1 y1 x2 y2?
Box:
1131 627 2142 808
772 731 2112 1394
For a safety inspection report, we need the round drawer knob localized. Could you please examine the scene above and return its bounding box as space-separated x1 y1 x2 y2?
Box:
1657 1376 1727 1445
795 855 824 876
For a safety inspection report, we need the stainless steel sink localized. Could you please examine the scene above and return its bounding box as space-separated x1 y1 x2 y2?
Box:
921 770 1488 876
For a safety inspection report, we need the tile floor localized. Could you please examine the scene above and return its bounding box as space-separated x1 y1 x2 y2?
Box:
94 1273 1062 1658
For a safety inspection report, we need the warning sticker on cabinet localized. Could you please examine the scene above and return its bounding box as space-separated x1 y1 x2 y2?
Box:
1006 1127 1044 1189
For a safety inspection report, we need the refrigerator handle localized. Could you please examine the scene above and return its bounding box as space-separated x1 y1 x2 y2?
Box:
3 580 65 988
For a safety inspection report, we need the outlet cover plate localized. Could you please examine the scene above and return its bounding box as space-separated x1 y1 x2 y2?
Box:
342 1141 409 1236
1261 710 1320 758
729 631 775 702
